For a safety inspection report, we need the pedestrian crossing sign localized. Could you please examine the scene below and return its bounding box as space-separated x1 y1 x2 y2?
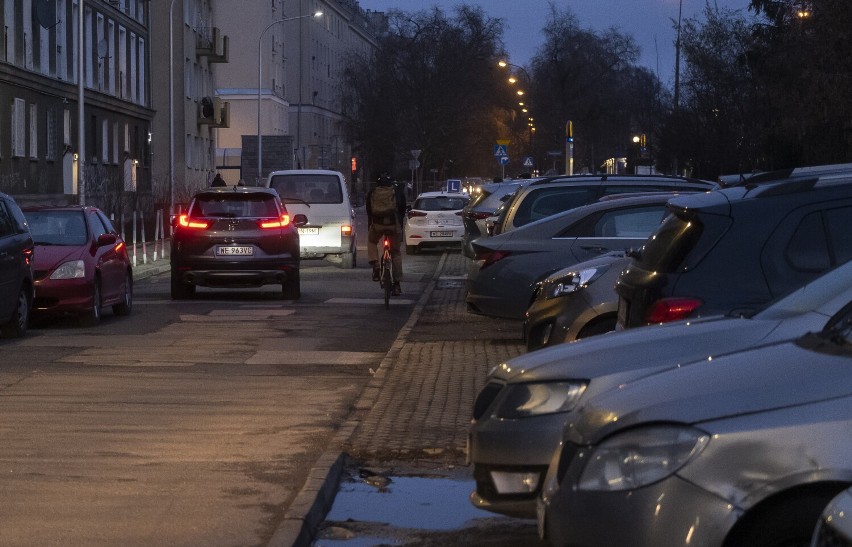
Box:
493 144 508 157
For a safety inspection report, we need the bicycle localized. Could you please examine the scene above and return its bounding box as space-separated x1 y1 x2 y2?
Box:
379 231 396 308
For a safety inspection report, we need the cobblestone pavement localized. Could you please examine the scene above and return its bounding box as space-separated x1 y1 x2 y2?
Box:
343 252 525 464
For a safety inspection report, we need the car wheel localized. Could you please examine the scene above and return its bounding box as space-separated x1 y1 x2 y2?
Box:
79 279 102 327
171 273 195 300
1 285 31 339
112 271 133 316
576 316 617 340
340 247 356 269
727 488 845 547
406 245 418 255
282 269 300 300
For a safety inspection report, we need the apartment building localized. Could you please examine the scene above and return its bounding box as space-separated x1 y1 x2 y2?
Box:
214 0 385 184
0 0 153 206
149 0 229 208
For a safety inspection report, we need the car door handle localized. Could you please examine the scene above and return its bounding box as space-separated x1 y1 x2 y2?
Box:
579 245 608 252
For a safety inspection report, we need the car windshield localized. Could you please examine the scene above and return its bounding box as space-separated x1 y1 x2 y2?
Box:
25 210 87 246
190 194 280 218
414 196 468 211
268 174 343 204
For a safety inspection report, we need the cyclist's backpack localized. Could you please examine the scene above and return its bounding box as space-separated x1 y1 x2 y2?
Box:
370 185 398 225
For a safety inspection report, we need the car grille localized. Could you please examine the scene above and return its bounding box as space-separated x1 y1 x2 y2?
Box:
473 381 504 420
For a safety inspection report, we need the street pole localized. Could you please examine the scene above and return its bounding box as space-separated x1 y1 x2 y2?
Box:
78 0 85 205
565 120 574 176
169 0 178 216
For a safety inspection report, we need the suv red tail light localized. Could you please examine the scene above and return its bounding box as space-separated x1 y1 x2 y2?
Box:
407 210 427 219
466 211 492 220
178 214 210 230
645 297 703 324
258 214 291 229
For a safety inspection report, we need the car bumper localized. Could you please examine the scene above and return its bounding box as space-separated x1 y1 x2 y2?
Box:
32 278 94 314
524 292 596 348
406 226 464 247
468 412 569 518
542 474 738 546
172 259 298 288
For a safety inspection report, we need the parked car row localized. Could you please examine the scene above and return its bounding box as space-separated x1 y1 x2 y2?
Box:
465 163 852 546
0 190 135 337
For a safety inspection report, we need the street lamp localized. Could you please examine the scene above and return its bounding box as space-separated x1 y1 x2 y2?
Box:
257 11 322 184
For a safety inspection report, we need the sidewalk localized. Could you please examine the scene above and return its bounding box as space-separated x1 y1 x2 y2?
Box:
271 252 526 546
129 239 172 281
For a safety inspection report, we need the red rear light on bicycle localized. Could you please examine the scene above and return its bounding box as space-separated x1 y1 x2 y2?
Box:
645 297 703 324
341 225 353 236
258 214 291 229
383 237 391 250
178 214 210 230
407 210 427 219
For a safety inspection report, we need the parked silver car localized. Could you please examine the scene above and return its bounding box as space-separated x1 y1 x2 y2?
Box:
461 180 533 258
539 300 852 547
466 193 674 320
469 259 852 519
524 253 630 350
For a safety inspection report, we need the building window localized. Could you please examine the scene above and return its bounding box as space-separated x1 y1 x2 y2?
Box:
113 121 119 164
102 118 109 163
138 37 146 106
29 104 38 159
12 98 26 157
46 108 57 161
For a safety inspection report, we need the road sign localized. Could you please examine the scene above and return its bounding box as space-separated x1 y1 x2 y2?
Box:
499 155 510 165
493 144 508 157
523 156 534 167
411 149 421 159
447 179 461 193
409 159 420 170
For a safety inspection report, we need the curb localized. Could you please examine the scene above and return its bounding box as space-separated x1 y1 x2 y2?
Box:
269 252 450 547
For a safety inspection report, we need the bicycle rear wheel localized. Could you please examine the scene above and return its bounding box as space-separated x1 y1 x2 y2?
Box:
382 267 392 308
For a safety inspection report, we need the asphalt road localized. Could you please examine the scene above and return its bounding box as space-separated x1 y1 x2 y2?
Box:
0 253 436 547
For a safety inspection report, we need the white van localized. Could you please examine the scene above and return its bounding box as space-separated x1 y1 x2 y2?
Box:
266 169 356 268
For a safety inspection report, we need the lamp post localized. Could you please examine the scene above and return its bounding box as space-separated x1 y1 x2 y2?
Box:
169 0 179 216
257 11 322 184
78 0 85 205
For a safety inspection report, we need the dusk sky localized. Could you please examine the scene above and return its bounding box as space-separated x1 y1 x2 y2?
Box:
360 0 755 89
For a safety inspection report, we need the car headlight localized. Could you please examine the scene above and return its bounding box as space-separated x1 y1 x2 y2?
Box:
543 266 608 300
495 381 587 419
50 260 86 280
578 425 709 491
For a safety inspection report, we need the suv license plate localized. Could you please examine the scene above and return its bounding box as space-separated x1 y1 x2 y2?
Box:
430 231 453 237
216 246 253 256
298 227 320 235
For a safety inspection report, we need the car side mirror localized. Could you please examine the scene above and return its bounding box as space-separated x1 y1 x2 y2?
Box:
292 214 308 227
98 233 118 246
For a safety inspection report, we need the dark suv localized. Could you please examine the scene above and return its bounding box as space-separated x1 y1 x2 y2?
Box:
171 187 304 300
490 174 717 236
616 164 852 327
0 192 34 338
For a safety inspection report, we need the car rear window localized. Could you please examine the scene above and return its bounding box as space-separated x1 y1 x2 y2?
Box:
191 194 280 218
635 212 704 273
268 174 343 204
414 196 468 211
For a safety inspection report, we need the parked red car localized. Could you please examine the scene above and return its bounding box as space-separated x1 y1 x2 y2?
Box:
22 206 133 326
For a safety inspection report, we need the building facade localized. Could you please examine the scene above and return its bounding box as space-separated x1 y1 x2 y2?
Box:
0 0 153 209
214 0 384 184
149 0 229 210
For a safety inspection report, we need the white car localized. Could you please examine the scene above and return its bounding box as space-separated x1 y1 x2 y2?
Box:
266 169 357 268
404 191 469 254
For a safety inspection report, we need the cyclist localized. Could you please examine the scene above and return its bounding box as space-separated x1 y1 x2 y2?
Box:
366 174 405 295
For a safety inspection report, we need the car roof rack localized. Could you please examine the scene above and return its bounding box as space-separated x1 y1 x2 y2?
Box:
722 163 852 187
